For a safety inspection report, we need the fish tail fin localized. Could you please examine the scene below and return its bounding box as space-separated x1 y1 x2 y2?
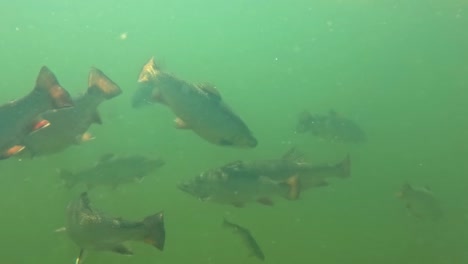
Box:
142 211 165 251
88 68 122 100
337 154 351 178
138 57 161 83
35 66 74 108
58 169 77 189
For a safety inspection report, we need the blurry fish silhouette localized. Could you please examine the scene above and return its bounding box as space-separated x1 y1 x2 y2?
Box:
0 66 74 159
223 218 265 261
397 183 443 220
59 153 165 190
296 110 366 144
62 192 165 264
178 148 350 207
21 68 122 157
133 57 257 148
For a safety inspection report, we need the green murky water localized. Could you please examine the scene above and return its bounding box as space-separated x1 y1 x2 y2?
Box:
1 0 467 263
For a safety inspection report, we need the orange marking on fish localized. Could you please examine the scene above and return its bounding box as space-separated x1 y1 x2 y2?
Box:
286 175 300 200
33 119 50 131
6 145 25 156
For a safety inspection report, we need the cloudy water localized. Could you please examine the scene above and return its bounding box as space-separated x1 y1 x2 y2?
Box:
0 0 467 263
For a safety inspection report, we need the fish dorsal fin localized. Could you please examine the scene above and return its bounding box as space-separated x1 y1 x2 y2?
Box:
99 153 115 163
91 111 102 124
80 192 93 211
197 83 221 100
281 147 304 162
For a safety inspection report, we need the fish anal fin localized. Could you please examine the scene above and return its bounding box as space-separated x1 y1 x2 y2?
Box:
285 175 301 200
91 111 102 124
174 117 190 129
257 197 274 206
110 244 133 255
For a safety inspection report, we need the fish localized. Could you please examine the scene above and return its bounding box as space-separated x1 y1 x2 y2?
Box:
178 148 350 207
0 66 74 159
133 57 257 148
20 68 122 157
59 154 165 189
396 183 443 220
63 192 165 264
223 218 265 261
296 110 366 144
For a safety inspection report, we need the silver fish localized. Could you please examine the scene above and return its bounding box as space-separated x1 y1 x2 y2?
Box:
64 192 165 264
134 57 257 148
59 154 165 189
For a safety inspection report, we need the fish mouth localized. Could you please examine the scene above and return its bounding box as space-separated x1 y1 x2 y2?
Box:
247 137 258 148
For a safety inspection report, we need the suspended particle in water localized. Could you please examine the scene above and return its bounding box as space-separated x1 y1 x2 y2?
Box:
119 32 128 40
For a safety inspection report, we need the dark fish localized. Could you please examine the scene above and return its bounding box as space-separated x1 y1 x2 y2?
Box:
0 66 74 159
59 154 165 189
63 192 165 264
178 148 350 207
296 110 366 143
21 68 122 157
223 218 265 261
134 57 257 148
397 183 443 220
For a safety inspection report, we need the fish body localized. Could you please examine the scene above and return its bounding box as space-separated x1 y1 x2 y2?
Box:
0 66 74 159
21 68 122 157
60 154 165 189
397 183 443 220
223 218 265 261
65 192 165 264
297 110 366 143
178 148 350 207
134 57 257 148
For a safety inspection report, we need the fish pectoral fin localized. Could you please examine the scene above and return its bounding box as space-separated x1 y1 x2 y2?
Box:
54 227 67 233
31 119 51 132
76 249 86 264
284 175 301 200
174 117 190 129
1 145 26 159
111 244 134 255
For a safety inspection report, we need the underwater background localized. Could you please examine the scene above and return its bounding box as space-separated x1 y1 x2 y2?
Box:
0 0 467 263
